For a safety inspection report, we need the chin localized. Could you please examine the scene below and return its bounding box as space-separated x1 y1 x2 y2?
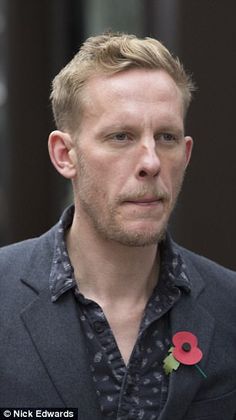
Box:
109 225 167 247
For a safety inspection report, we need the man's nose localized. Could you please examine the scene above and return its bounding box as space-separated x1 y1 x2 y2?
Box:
136 140 161 179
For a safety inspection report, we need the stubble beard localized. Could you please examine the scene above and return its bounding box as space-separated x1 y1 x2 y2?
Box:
75 153 184 248
76 187 182 248
79 197 168 247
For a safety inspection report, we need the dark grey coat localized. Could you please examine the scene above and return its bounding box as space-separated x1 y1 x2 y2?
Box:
1 225 236 419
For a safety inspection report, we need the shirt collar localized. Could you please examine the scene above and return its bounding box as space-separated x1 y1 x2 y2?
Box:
159 232 192 294
49 205 191 302
49 205 76 302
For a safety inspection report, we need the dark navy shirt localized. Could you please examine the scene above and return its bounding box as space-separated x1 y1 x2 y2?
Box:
49 206 191 419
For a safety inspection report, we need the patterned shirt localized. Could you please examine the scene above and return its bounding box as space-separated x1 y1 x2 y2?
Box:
49 206 191 419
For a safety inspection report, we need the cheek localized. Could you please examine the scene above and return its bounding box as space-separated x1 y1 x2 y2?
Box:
162 154 187 193
84 151 129 185
77 153 119 200
172 155 187 176
170 146 188 173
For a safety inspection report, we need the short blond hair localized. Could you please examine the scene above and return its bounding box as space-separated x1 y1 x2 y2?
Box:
51 32 195 133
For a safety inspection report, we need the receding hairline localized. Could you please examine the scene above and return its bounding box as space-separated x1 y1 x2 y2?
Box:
80 67 186 118
50 32 196 133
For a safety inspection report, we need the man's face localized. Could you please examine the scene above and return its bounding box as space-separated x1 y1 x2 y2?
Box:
71 69 193 246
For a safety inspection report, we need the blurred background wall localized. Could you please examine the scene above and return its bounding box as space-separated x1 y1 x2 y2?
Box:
0 0 236 269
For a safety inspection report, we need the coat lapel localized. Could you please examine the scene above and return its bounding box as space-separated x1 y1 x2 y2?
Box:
20 265 103 419
159 254 215 420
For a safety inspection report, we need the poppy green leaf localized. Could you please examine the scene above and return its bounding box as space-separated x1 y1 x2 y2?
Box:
163 352 180 375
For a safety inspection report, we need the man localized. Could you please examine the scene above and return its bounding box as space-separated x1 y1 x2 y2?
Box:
1 33 236 420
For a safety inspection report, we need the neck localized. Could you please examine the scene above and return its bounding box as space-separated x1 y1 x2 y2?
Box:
66 212 160 308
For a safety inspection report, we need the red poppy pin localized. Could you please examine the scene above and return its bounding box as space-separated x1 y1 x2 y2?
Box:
163 331 207 378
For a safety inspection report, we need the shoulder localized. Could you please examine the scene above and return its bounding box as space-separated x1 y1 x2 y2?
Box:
174 242 236 316
171 242 236 338
0 225 57 280
177 243 236 282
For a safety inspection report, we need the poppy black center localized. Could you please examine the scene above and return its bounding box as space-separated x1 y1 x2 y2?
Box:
182 342 191 352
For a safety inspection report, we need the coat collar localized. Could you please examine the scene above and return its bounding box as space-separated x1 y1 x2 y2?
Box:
20 230 103 420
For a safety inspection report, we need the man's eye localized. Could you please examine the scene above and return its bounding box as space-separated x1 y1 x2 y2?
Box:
112 132 129 141
161 133 176 142
156 133 178 143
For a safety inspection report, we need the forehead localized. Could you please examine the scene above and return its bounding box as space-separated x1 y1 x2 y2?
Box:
80 69 184 128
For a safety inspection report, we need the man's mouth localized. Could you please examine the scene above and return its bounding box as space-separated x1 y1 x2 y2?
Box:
124 197 164 206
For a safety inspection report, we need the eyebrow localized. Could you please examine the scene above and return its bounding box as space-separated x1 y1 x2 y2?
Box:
156 126 184 136
95 124 135 137
94 116 185 138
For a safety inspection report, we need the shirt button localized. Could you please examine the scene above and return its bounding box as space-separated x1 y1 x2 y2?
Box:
93 321 105 333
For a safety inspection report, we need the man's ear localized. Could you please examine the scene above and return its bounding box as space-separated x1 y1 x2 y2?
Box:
48 130 77 179
184 136 193 169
